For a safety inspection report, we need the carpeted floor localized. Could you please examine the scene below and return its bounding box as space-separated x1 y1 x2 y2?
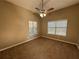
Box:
0 37 79 59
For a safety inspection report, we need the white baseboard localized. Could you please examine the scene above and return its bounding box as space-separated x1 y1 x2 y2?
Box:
42 36 79 49
0 36 40 52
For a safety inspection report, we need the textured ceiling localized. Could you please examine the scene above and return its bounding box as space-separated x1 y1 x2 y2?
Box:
6 0 79 13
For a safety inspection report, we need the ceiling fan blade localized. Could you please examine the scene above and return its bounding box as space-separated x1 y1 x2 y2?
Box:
35 8 40 11
47 8 54 11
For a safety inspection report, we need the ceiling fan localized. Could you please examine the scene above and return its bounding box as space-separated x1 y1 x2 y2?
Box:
35 0 54 18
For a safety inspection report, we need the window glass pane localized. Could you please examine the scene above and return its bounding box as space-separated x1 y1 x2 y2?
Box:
48 28 55 34
34 22 37 28
33 22 37 34
29 21 32 28
48 21 55 27
29 21 37 35
56 20 67 27
56 28 67 36
29 21 32 34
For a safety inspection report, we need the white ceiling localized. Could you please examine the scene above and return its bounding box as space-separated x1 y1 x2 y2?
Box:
6 0 79 13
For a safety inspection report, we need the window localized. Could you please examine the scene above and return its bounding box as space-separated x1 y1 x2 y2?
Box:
29 21 37 36
48 20 67 36
48 21 55 34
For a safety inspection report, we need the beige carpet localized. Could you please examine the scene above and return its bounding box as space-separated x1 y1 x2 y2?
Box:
0 37 79 59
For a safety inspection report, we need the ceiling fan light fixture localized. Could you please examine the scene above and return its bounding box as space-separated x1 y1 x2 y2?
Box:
40 13 43 18
44 13 46 16
40 13 46 18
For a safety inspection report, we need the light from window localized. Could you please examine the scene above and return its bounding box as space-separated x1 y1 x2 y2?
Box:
48 21 55 34
48 20 67 36
29 21 37 36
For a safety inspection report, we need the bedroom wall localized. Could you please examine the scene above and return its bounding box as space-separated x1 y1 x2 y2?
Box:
0 1 40 50
41 4 79 44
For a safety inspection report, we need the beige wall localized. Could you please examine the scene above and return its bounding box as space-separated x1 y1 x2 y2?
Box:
41 4 79 44
0 1 40 49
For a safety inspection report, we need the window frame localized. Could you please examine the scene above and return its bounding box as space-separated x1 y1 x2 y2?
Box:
48 20 67 36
